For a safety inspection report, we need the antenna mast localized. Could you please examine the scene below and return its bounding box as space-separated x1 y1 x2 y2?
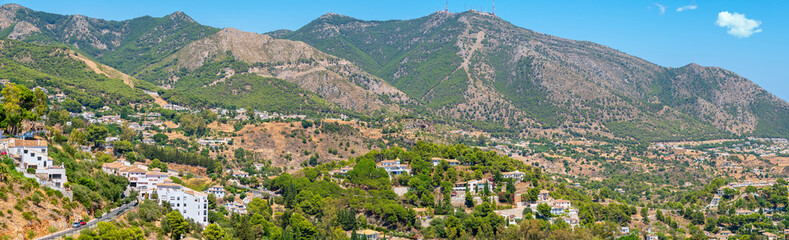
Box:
492 0 495 15
445 0 449 12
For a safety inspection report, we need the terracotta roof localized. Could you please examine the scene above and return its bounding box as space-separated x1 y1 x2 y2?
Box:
358 229 378 235
146 171 168 176
120 165 146 173
102 161 125 169
184 189 207 197
8 139 47 147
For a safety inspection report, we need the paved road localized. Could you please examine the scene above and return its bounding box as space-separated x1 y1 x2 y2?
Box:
35 201 138 240
235 184 279 197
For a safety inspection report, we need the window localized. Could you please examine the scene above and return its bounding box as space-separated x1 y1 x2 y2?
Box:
23 150 28 154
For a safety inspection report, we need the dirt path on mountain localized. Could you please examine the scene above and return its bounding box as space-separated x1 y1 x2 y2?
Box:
148 93 169 106
70 53 135 88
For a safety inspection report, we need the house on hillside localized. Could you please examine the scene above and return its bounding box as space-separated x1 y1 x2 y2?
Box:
154 182 208 226
376 159 411 176
538 190 551 202
232 170 249 178
205 185 227 198
356 229 379 240
502 170 525 181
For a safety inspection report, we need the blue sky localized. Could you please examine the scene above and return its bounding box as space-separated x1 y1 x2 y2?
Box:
3 0 787 101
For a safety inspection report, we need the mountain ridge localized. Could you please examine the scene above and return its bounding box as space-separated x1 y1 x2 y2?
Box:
282 10 788 140
1 5 786 140
136 27 410 113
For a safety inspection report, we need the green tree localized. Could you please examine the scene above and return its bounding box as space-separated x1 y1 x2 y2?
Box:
337 208 357 231
163 211 189 240
149 159 168 172
199 109 218 123
289 212 316 240
248 197 272 220
465 186 474 208
70 129 86 145
153 133 169 143
113 140 133 154
203 223 225 240
0 83 47 135
179 114 207 136
86 125 109 148
537 203 552 219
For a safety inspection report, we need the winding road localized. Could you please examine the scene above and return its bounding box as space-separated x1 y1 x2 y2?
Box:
34 201 138 240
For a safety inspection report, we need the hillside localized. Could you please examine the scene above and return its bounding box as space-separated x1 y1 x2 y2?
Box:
2 3 786 141
136 28 410 114
0 3 218 74
0 159 87 239
282 11 789 140
0 39 153 106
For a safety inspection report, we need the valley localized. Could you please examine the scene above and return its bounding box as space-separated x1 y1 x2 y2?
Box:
0 3 787 240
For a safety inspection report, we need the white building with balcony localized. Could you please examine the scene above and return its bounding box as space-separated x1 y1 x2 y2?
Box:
376 159 411 176
154 182 208 226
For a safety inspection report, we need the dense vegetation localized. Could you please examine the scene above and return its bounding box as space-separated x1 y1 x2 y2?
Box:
151 55 336 115
0 39 152 107
8 6 218 74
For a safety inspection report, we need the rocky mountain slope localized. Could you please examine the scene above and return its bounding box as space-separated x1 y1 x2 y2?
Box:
137 28 409 113
1 3 786 140
282 11 788 140
0 3 218 74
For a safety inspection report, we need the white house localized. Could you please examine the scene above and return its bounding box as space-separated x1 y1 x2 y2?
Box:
376 159 411 176
154 182 209 226
620 227 630 235
231 170 249 178
554 199 571 209
223 200 247 214
4 138 48 168
538 190 551 202
502 170 525 181
431 157 461 166
453 179 494 194
710 195 721 207
329 167 353 176
2 138 68 190
205 185 227 198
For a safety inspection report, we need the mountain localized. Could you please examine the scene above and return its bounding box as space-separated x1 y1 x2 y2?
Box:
0 39 152 107
0 3 218 74
2 4 785 140
282 11 789 140
136 28 410 113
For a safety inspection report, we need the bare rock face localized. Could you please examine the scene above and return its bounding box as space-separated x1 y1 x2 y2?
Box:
7 21 40 39
151 27 410 113
174 28 329 70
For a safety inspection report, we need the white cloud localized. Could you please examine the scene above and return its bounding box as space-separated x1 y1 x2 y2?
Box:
716 11 762 38
653 3 666 15
676 4 697 12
